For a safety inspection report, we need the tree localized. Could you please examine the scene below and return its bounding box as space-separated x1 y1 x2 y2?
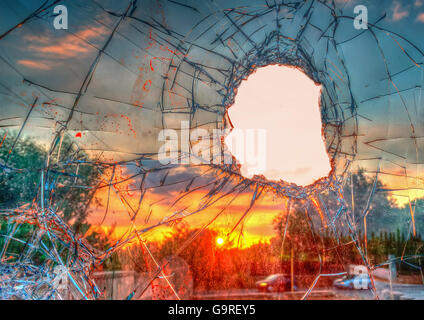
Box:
0 132 45 208
273 200 322 277
0 131 102 260
405 198 424 237
0 131 101 225
342 168 395 234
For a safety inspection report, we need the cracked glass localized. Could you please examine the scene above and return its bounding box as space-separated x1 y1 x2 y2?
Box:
0 0 423 300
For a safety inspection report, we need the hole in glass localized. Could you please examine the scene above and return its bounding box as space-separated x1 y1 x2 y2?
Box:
225 65 332 186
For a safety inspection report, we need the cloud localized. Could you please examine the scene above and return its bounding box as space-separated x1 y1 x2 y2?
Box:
391 1 410 21
29 41 91 57
25 26 108 59
17 59 51 70
416 12 424 22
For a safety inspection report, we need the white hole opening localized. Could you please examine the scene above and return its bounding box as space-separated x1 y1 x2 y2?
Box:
225 65 332 186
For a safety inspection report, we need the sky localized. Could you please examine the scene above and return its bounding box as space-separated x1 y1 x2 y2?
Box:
85 165 286 248
0 0 424 246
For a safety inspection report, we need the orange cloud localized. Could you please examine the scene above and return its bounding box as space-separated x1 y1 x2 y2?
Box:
416 12 424 22
391 1 409 21
25 26 108 59
31 42 91 57
17 59 51 70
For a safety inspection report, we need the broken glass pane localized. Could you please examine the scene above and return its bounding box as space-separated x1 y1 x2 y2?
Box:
0 0 423 300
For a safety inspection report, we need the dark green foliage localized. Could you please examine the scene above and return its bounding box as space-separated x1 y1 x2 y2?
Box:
0 133 45 208
0 131 102 261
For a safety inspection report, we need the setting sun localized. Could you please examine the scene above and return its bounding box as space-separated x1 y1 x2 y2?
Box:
216 237 225 246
